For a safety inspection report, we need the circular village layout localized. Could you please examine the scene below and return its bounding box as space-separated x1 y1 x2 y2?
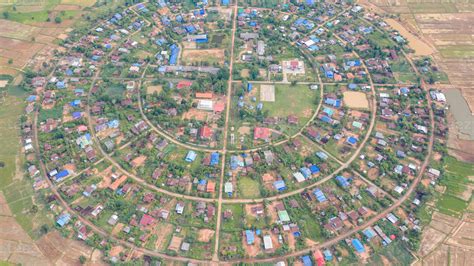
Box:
15 0 459 265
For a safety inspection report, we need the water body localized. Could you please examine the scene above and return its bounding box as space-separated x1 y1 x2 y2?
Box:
445 89 474 140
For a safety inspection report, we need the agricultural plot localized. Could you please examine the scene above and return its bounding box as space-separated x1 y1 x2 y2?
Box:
5 0 469 264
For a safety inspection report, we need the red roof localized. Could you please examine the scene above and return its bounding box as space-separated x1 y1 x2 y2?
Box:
195 92 213 99
213 102 225 112
207 181 216 193
290 60 299 68
199 126 213 139
77 125 88 132
139 214 155 227
313 250 325 266
177 80 193 89
254 127 270 140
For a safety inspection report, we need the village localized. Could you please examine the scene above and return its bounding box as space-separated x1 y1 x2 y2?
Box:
10 0 462 265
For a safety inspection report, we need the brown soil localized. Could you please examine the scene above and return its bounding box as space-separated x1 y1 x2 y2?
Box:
197 229 215 243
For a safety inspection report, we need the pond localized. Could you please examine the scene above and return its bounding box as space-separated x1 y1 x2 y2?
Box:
445 89 474 140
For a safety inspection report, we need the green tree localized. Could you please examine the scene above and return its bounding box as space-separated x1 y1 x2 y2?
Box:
54 16 62 24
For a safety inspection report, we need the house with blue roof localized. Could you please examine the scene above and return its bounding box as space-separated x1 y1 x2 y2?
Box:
273 180 287 191
313 189 327 202
301 255 313 266
55 170 70 182
56 81 66 89
324 98 341 107
323 249 333 261
245 230 255 245
316 151 328 161
363 227 377 240
169 44 180 65
309 165 320 174
346 136 358 145
300 167 311 178
70 99 81 107
27 95 37 102
56 213 71 227
348 83 358 90
351 238 365 253
108 119 120 129
336 176 350 188
210 152 220 166
185 151 197 162
72 112 82 120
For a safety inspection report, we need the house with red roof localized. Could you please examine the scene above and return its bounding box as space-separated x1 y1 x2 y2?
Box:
254 127 271 140
199 126 213 140
139 214 155 227
195 92 213 99
177 80 193 89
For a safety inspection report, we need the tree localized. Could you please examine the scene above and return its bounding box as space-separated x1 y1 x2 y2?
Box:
7 59 13 65
54 16 62 24
79 255 87 264
2 11 9 19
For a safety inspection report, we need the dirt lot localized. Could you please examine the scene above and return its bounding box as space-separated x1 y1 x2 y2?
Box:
155 223 173 251
35 231 104 265
181 49 225 65
343 91 369 109
146 85 163 95
168 235 183 252
385 18 435 56
198 229 215 243
183 109 209 121
241 231 261 257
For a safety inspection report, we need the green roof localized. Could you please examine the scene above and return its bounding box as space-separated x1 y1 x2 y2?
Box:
278 210 290 222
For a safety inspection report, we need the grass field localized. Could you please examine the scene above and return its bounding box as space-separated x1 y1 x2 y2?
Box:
435 157 473 217
0 95 53 239
438 45 474 58
0 96 23 188
369 240 414 265
238 177 260 198
262 84 317 121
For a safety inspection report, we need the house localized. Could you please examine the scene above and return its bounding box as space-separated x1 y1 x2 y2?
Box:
56 213 71 227
323 249 333 261
176 202 185 214
224 182 233 196
313 250 325 266
293 172 306 183
140 214 155 227
273 180 286 191
278 210 290 223
109 175 127 191
301 255 313 266
254 127 271 140
108 214 119 226
199 126 213 139
263 235 273 250
245 230 255 244
351 238 365 253
185 151 197 162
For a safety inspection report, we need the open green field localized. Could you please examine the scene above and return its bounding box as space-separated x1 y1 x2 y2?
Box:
238 176 260 198
0 94 53 239
369 240 414 265
438 45 474 58
0 0 85 24
0 96 23 188
407 3 459 13
262 84 317 121
435 157 473 217
239 0 286 8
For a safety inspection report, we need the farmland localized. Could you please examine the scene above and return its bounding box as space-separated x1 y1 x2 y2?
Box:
0 0 472 265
